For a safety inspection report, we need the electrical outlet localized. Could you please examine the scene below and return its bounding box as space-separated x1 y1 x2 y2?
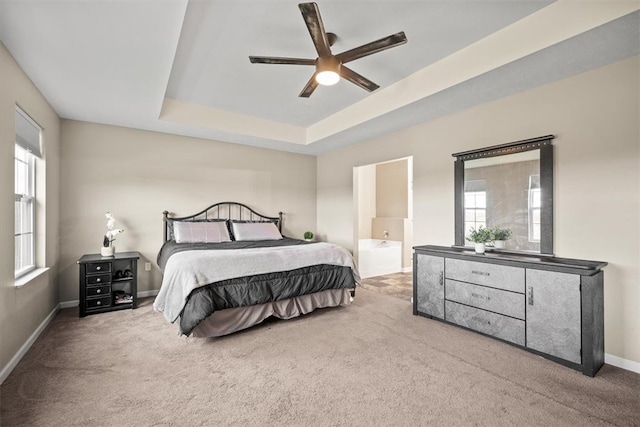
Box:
145 262 151 271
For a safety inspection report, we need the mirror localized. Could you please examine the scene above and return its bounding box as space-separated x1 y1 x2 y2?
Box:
453 136 554 255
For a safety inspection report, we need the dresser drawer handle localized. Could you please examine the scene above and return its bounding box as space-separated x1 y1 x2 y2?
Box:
96 289 101 294
96 278 101 283
471 292 490 301
96 301 102 306
472 316 491 325
471 270 489 276
96 266 101 271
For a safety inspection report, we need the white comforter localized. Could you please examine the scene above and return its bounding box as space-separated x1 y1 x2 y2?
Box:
153 242 360 323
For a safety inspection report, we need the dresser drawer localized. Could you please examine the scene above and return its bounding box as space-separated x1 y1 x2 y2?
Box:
86 296 111 310
86 262 111 274
86 273 111 285
445 279 525 320
86 285 111 297
445 300 525 346
445 258 524 293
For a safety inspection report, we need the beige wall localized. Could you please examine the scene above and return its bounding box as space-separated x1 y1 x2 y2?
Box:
317 56 640 365
356 164 376 239
0 43 61 372
58 121 317 302
376 159 408 218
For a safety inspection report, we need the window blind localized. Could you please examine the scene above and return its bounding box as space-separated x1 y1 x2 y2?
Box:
15 107 42 158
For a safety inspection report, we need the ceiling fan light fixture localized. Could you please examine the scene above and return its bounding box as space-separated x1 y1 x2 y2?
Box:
316 70 340 86
315 56 341 86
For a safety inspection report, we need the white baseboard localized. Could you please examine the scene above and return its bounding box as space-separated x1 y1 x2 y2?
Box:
401 267 413 273
0 304 59 385
605 353 640 374
59 300 78 309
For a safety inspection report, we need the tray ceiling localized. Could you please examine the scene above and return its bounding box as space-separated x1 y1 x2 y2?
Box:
0 1 638 155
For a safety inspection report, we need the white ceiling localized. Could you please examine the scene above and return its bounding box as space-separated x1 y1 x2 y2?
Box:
1 1 638 155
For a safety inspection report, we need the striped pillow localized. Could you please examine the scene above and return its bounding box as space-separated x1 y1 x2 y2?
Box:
174 221 231 244
231 221 283 241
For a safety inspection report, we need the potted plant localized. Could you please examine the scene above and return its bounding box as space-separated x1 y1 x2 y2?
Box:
490 227 512 249
466 226 492 254
101 212 124 257
303 231 314 242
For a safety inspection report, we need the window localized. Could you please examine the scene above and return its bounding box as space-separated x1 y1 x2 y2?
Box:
464 180 486 241
14 107 41 278
529 175 541 242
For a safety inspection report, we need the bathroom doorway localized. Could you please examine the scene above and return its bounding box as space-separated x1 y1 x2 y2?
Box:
353 157 413 294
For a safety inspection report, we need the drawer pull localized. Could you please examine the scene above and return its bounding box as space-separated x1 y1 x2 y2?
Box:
472 316 491 325
96 301 101 306
96 278 101 283
439 271 443 286
527 286 534 305
471 270 490 276
96 266 101 271
471 292 490 301
96 289 101 294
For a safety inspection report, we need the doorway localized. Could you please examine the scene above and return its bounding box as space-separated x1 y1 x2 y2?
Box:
353 156 413 299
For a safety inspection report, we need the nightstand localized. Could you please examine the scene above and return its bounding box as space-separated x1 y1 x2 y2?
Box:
77 251 139 317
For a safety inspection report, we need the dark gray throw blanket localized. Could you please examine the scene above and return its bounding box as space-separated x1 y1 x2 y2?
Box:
179 264 355 336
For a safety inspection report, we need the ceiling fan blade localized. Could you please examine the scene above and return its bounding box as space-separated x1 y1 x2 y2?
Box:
249 56 315 66
299 2 332 58
340 66 380 92
337 31 408 64
299 74 319 98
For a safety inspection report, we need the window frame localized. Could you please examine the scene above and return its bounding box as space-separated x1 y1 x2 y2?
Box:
464 190 487 243
15 144 36 278
14 105 42 280
528 179 542 243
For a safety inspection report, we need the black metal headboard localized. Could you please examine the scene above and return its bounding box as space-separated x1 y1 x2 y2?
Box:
163 202 283 242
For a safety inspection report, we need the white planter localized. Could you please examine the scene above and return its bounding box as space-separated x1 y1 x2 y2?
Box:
493 240 506 249
474 243 486 254
101 246 115 257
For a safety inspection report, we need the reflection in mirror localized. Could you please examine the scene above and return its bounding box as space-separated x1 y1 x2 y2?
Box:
464 150 540 252
453 135 554 255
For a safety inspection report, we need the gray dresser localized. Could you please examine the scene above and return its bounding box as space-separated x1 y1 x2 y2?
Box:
413 245 607 376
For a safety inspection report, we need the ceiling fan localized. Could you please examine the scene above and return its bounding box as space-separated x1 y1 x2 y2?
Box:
249 2 408 98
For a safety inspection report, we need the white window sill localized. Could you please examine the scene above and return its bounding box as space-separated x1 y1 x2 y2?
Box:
15 267 50 288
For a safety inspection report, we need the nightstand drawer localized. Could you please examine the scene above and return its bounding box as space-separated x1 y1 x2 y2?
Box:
86 296 111 310
86 285 111 297
87 273 111 285
86 262 111 274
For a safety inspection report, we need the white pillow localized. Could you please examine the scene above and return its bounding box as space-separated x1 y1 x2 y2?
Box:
174 221 231 244
231 221 283 241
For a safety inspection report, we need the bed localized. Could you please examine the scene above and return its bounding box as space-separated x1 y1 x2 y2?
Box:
153 202 360 337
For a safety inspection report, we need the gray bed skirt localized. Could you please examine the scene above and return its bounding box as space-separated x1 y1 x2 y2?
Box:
191 288 353 338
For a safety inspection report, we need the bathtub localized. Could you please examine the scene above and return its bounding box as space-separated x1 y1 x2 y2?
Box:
358 239 402 279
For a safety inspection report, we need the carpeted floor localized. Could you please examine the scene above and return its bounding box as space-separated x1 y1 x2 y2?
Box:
1 288 639 426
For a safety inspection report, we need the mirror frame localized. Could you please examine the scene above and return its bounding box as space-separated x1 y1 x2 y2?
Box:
453 135 555 256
